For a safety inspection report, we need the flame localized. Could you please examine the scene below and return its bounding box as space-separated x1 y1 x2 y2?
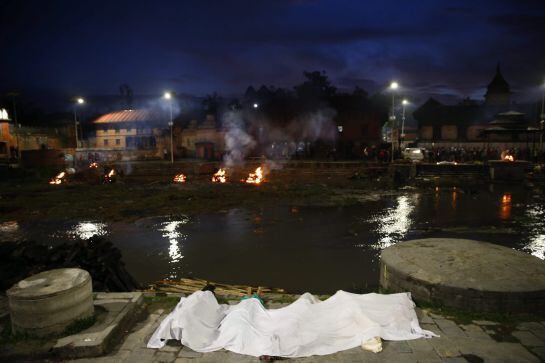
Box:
173 173 187 183
89 162 98 168
49 171 66 185
104 169 116 183
245 167 264 184
212 168 227 183
503 155 514 162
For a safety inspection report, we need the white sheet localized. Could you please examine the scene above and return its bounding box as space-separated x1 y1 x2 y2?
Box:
147 290 437 358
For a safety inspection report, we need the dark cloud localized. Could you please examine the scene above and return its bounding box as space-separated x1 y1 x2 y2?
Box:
1 0 543 108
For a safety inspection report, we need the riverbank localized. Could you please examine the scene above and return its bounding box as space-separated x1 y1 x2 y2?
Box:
0 170 392 223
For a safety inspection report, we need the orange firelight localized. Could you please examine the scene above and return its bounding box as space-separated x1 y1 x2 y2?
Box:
49 171 66 185
212 168 227 183
173 174 187 183
245 167 264 184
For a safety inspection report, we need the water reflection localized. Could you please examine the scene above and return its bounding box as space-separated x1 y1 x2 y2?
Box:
158 218 189 264
0 221 19 233
524 203 545 259
0 221 22 242
372 194 419 248
500 193 512 220
68 222 107 240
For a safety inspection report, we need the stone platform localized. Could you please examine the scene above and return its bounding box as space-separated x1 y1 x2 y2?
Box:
380 238 545 314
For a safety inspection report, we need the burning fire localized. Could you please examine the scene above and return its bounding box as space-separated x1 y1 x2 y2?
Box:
245 167 264 184
49 171 66 185
104 169 116 183
503 155 514 162
89 162 98 168
212 168 227 183
173 173 187 183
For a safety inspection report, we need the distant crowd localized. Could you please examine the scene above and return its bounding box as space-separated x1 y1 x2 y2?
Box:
362 145 545 163
423 147 545 163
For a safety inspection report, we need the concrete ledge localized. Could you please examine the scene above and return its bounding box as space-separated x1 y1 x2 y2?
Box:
52 291 145 359
380 238 545 314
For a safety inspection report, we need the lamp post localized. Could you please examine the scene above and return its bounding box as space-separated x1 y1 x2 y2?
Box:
401 99 409 148
74 97 85 149
539 82 545 152
164 92 174 164
389 81 399 162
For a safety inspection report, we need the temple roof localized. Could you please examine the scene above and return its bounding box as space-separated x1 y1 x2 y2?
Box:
486 63 510 95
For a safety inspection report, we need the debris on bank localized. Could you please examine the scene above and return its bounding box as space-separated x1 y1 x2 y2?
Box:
148 277 286 297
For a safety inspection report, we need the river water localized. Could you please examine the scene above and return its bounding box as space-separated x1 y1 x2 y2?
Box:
1 185 544 294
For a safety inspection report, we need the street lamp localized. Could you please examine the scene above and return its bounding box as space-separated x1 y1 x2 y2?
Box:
540 80 545 152
401 99 409 148
74 97 85 149
253 103 259 109
389 81 399 162
164 92 174 163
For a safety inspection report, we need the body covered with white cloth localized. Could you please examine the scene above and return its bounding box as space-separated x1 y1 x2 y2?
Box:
148 290 436 358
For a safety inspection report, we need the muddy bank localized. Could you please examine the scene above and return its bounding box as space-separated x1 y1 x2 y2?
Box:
0 174 394 223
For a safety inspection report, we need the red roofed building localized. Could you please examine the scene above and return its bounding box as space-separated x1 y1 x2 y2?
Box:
94 109 163 150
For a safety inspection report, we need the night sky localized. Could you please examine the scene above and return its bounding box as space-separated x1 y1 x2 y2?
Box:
1 0 544 106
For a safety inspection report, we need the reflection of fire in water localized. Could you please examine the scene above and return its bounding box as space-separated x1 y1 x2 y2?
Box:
500 193 512 220
49 171 66 185
89 162 98 168
173 174 187 183
245 167 264 184
212 168 227 183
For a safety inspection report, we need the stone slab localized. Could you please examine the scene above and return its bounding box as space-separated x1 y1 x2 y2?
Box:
380 238 545 313
52 292 145 359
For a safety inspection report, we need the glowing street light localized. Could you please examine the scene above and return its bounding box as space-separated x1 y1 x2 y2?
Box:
164 91 174 163
390 81 399 90
73 97 85 149
253 103 259 109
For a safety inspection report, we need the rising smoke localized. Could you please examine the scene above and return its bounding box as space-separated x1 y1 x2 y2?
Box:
222 110 256 167
220 107 338 167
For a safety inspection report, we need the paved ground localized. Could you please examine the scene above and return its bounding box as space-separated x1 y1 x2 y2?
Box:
70 303 545 363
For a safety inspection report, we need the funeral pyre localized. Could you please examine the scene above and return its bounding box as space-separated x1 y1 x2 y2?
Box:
49 171 66 185
173 173 187 183
244 166 264 184
212 168 227 183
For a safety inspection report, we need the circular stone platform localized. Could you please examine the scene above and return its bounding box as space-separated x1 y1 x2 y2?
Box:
380 238 545 314
7 268 93 337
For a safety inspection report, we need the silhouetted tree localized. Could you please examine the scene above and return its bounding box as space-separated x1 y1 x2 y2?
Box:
119 84 133 109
